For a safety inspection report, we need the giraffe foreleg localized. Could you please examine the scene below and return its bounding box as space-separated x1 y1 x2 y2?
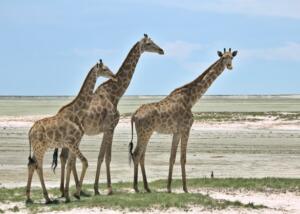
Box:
94 135 108 195
104 129 115 195
71 158 90 197
167 133 181 193
73 149 88 199
180 129 190 193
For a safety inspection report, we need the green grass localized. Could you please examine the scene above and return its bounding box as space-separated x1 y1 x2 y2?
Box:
1 178 300 213
121 111 300 122
192 111 300 122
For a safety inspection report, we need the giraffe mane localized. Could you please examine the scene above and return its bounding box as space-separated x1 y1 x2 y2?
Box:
58 67 94 113
170 58 222 95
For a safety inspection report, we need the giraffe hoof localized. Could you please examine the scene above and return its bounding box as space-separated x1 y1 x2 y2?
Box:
65 198 71 203
183 189 189 193
45 199 59 205
107 189 113 196
25 199 33 204
73 193 80 200
134 188 139 193
167 189 172 193
94 190 100 196
80 190 91 197
145 188 151 193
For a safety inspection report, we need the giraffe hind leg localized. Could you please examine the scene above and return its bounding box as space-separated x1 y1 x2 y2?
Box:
59 147 69 197
35 154 58 204
26 157 36 204
167 133 181 193
133 131 152 193
64 153 74 203
140 151 151 193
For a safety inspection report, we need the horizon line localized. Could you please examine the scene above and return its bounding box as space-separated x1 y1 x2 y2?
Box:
0 94 300 97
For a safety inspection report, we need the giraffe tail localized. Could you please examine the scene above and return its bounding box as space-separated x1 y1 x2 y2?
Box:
128 116 135 166
51 148 59 173
28 127 36 166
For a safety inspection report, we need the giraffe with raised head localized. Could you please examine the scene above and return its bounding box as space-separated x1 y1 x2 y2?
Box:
129 48 238 193
26 60 116 204
53 34 164 196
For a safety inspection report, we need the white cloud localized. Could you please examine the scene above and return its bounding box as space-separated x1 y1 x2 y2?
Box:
164 40 203 59
240 42 300 61
156 0 300 19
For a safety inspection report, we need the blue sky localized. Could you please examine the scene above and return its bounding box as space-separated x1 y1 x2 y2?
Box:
0 0 299 95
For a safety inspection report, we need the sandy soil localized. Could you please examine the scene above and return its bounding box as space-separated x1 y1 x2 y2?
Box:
1 114 300 187
0 114 300 213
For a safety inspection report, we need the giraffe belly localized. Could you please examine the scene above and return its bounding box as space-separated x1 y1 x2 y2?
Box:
82 112 119 136
155 123 178 134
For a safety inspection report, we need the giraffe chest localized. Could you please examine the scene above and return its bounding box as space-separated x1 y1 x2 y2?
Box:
82 99 120 135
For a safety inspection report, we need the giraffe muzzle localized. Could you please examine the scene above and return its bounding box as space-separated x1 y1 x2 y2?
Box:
158 48 164 55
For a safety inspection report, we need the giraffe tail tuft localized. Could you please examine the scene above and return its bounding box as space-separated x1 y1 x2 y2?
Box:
128 116 135 166
28 127 36 166
51 148 59 173
28 156 36 166
128 141 133 166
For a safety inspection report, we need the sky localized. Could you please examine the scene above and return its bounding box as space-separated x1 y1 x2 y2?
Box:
0 0 299 96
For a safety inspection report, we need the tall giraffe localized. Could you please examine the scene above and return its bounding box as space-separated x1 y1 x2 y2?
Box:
129 48 238 193
26 60 116 204
53 34 164 196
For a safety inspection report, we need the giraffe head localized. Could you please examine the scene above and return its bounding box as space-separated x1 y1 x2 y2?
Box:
217 48 238 70
139 34 164 55
95 59 117 81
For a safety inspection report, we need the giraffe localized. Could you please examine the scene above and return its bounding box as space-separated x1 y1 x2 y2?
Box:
52 34 164 196
129 48 238 193
26 60 116 204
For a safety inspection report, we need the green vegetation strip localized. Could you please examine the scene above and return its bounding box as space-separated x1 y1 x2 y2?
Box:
122 112 300 122
1 178 300 213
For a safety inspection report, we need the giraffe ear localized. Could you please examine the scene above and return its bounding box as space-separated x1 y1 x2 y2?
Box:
232 50 238 57
217 51 223 57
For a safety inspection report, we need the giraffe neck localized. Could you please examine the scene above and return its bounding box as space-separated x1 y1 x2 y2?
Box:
58 67 97 117
95 42 142 105
171 58 225 108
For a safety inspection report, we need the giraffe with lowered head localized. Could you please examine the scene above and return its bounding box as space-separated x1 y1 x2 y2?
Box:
26 60 116 204
52 34 164 196
129 48 238 193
